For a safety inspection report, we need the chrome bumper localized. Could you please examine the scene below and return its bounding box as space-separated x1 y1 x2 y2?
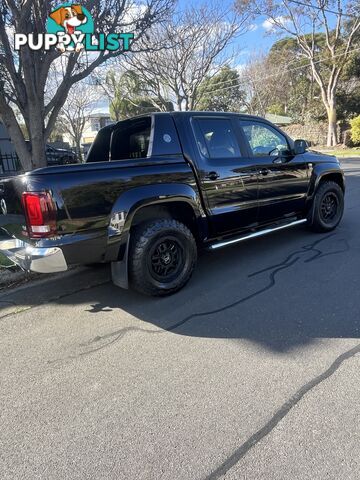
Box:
0 239 68 273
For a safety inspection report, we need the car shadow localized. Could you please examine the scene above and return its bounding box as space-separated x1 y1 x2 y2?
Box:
2 167 360 354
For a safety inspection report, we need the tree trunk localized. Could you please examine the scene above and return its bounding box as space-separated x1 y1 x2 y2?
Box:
2 116 33 171
326 100 338 147
177 97 183 111
0 95 32 171
26 100 47 169
28 128 47 169
75 139 83 163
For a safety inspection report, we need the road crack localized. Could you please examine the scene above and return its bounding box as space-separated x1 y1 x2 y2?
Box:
204 342 360 480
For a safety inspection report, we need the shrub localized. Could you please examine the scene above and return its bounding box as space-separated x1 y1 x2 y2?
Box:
350 116 360 145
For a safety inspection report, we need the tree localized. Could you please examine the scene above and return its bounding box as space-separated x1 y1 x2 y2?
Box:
266 37 325 122
101 70 172 120
337 53 360 120
124 3 251 111
0 0 173 170
237 0 360 146
350 115 360 144
197 66 245 112
238 54 288 116
57 82 100 161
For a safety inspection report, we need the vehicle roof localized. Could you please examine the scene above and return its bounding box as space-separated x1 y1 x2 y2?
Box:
107 111 279 130
134 111 271 121
95 110 294 146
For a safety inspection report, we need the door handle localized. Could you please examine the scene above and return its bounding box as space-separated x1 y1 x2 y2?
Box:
205 171 220 181
259 168 270 176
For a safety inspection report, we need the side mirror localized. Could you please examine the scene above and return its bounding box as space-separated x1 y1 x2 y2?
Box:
293 139 308 155
272 147 292 163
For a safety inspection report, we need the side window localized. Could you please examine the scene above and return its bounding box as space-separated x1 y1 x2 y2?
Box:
110 117 151 160
86 125 113 162
193 118 241 159
151 115 182 156
239 121 288 157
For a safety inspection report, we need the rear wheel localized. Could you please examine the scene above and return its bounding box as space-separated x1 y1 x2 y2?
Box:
129 219 197 296
308 181 344 232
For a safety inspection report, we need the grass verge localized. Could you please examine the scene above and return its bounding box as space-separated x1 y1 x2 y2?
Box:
315 148 360 157
0 251 15 268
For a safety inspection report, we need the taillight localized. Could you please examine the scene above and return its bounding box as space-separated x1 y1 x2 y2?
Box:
21 192 57 238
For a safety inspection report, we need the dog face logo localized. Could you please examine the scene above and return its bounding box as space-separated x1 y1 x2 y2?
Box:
47 3 94 52
12 4 135 53
50 5 87 35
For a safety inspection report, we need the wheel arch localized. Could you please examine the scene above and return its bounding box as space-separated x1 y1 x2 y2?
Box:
107 184 207 289
316 171 345 191
130 201 201 241
308 165 345 200
316 167 344 190
306 166 345 225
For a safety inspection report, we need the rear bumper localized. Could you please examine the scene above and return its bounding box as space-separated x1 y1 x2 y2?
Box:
0 238 68 273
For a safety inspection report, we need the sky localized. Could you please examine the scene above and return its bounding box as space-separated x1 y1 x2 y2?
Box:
176 0 280 64
176 0 347 66
232 20 277 63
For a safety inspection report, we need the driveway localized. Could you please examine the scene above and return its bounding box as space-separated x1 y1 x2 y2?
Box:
0 158 359 479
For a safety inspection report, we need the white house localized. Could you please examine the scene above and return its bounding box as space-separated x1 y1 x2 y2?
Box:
81 111 114 144
62 109 114 149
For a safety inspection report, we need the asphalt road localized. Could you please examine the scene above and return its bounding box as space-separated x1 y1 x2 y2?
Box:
1 158 360 480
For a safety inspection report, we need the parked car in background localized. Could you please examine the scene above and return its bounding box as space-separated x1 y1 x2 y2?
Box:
25 142 79 166
0 112 345 296
45 144 78 165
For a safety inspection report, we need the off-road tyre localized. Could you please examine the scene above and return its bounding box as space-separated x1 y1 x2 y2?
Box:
308 181 344 232
129 219 197 296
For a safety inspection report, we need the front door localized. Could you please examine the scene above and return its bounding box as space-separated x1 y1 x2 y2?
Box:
191 116 259 235
238 119 309 223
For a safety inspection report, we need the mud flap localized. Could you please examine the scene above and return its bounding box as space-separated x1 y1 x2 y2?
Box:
111 234 130 289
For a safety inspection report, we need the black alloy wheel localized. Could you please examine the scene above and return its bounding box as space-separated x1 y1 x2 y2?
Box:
308 180 344 232
129 219 197 296
147 236 185 283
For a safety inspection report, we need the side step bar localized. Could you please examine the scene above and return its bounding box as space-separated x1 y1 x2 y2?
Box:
208 219 307 251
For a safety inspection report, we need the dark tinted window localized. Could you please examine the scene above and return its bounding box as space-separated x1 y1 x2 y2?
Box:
110 117 151 160
86 125 113 162
239 121 288 156
193 118 241 159
151 115 182 156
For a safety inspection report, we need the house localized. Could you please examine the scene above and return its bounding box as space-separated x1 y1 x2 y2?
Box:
81 111 115 144
62 110 115 148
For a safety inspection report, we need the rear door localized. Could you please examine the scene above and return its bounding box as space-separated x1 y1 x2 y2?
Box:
238 119 309 223
191 116 258 235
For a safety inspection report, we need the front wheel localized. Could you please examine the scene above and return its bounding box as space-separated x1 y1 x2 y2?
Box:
308 181 344 232
129 219 197 296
